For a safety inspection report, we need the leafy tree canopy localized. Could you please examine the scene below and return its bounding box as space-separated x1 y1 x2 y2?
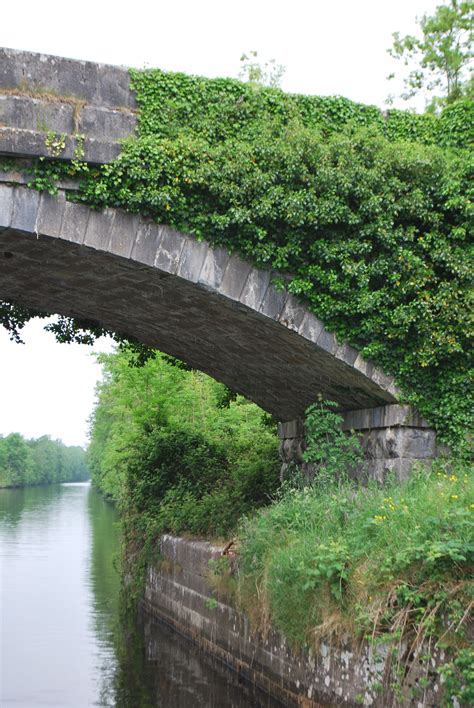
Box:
0 433 89 487
238 50 286 88
388 0 474 109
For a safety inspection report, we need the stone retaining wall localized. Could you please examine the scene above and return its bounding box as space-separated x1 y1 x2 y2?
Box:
143 534 450 707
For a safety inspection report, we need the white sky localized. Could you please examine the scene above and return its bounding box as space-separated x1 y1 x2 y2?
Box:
0 0 441 447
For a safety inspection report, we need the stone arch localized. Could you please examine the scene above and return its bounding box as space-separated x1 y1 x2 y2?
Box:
0 183 398 421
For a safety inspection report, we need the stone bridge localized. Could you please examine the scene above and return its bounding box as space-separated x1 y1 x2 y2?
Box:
0 48 440 479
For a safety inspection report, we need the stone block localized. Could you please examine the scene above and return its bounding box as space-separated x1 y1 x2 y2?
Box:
0 126 122 165
160 534 222 577
108 210 139 259
218 255 252 301
316 327 337 355
341 404 431 431
131 220 163 266
96 63 136 109
80 106 137 141
154 226 187 274
0 184 14 231
341 408 371 431
371 406 384 429
0 95 75 134
298 311 324 343
383 404 408 427
280 437 305 464
278 294 306 332
370 369 396 397
176 238 209 282
364 458 423 483
36 191 66 238
361 428 403 460
385 380 401 399
11 187 40 233
239 267 271 312
278 419 304 439
82 137 122 164
0 49 135 109
83 208 115 250
0 127 57 160
353 354 374 380
259 284 288 320
60 202 90 244
402 428 437 459
334 342 359 367
198 247 230 290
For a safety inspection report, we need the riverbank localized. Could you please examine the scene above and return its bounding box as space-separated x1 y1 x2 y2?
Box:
0 479 91 489
143 533 469 707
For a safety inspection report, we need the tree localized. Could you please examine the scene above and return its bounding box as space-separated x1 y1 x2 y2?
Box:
388 0 473 109
0 433 34 487
238 50 285 88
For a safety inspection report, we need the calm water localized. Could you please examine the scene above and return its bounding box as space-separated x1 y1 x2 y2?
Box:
0 483 280 707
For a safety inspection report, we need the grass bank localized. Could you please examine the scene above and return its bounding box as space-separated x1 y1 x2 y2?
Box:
230 462 473 703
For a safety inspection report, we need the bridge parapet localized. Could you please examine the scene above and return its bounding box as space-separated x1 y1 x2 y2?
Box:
0 48 136 164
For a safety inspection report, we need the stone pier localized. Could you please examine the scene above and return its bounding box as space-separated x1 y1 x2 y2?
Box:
279 404 441 482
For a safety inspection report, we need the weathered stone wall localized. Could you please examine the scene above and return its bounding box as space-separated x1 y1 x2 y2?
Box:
279 404 441 482
143 534 450 707
0 47 136 164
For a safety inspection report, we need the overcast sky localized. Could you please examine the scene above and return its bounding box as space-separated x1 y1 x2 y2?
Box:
0 0 441 447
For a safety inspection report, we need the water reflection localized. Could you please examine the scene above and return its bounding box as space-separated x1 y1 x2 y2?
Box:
1 483 103 707
87 487 121 706
0 483 282 707
112 611 283 708
0 484 59 529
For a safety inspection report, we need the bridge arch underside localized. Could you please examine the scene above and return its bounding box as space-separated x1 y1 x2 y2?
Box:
0 184 399 421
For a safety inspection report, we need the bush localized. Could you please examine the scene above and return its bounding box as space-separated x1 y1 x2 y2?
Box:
303 398 364 482
126 427 229 515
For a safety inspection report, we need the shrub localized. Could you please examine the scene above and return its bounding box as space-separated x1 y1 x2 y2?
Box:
303 398 364 482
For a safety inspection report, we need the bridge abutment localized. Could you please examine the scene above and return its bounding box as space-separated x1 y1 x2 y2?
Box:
278 404 441 483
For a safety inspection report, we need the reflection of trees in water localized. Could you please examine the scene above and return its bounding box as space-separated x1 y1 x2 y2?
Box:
88 487 121 622
0 484 58 529
87 486 281 707
87 486 122 707
115 610 282 708
0 486 27 528
112 610 158 708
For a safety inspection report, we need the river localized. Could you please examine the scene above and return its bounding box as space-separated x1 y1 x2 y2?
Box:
0 482 281 707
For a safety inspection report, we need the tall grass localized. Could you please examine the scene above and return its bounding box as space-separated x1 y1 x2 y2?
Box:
237 461 473 652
